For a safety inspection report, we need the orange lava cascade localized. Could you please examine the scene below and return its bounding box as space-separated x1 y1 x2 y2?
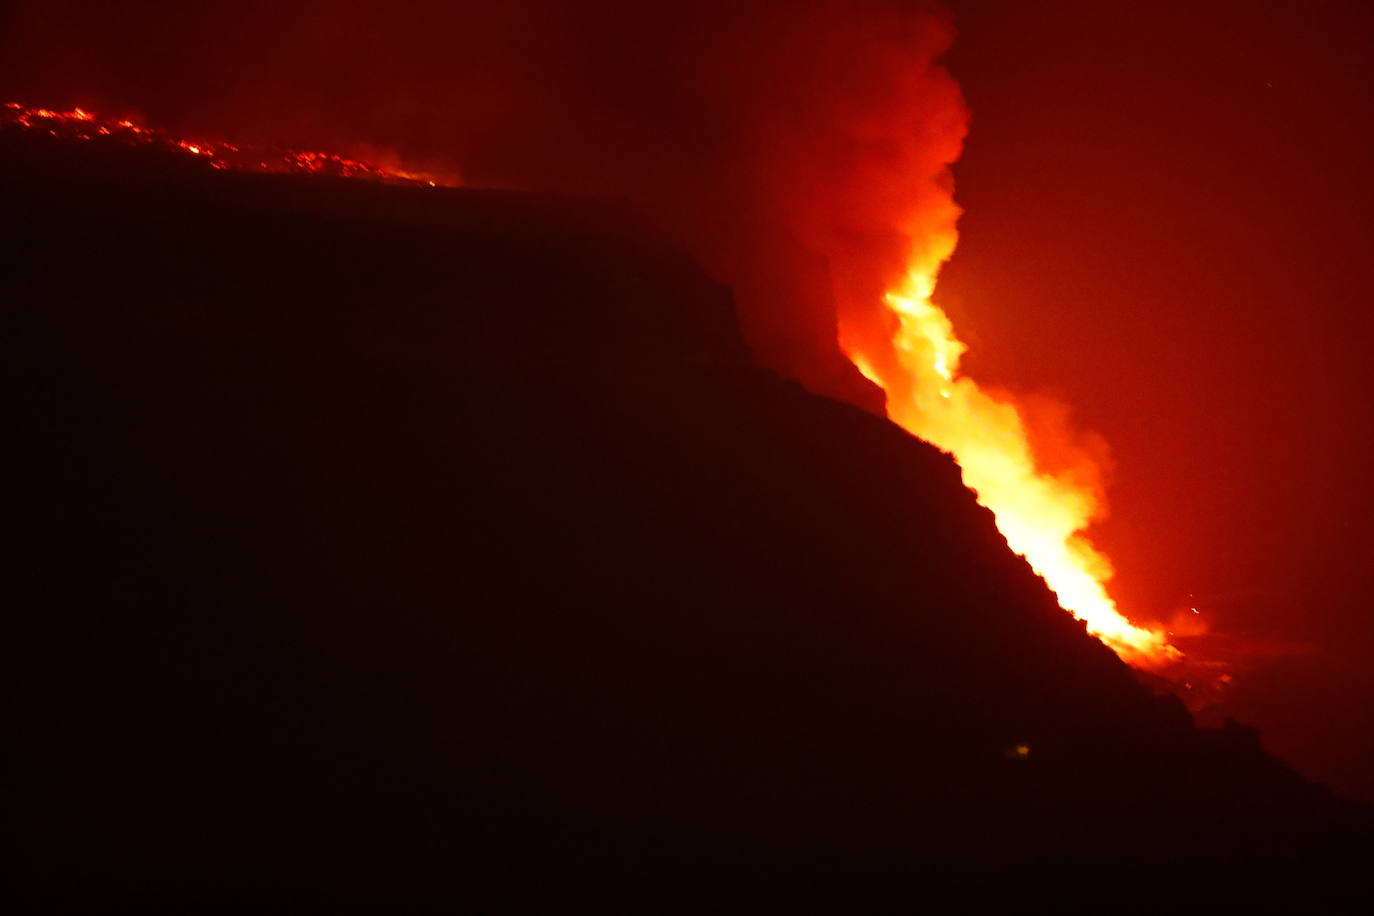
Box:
845 224 1177 667
6 99 1170 666
1 102 451 187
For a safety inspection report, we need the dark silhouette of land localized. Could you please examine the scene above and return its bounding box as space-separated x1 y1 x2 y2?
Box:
6 131 1370 904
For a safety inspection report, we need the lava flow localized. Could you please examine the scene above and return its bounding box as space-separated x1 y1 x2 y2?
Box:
1 102 449 187
847 238 1177 666
5 98 1170 667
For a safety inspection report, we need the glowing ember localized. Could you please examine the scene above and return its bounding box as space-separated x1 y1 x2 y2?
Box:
2 102 449 187
846 226 1177 667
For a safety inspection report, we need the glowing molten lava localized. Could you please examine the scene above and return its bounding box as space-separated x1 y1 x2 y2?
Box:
846 233 1177 666
2 102 449 187
7 98 1169 666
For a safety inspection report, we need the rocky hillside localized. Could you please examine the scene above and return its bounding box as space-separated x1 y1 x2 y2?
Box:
6 132 1368 904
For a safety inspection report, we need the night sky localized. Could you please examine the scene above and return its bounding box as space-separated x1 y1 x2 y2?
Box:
4 0 1371 800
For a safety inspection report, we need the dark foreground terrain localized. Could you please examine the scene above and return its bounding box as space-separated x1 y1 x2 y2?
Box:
6 132 1370 905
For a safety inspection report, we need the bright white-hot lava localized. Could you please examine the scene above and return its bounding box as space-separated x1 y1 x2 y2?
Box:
846 243 1177 666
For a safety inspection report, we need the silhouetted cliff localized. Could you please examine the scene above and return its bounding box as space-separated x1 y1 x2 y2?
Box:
6 132 1369 904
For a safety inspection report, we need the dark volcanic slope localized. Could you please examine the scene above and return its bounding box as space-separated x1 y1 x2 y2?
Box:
5 133 1369 902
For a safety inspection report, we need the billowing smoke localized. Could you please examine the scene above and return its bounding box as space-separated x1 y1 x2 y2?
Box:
1 0 966 403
